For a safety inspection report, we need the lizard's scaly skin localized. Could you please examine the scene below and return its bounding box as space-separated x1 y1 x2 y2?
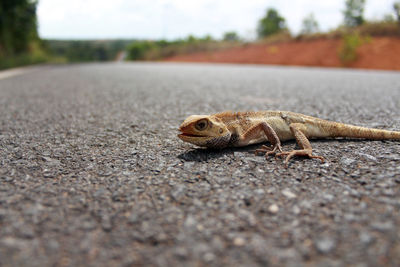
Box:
178 111 400 165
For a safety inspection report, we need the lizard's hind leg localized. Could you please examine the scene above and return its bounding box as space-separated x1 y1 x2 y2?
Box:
276 123 325 166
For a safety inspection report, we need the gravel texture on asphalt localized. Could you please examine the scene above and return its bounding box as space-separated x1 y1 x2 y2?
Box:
1 62 400 266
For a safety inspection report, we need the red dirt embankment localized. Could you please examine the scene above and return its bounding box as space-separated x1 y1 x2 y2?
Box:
165 37 400 71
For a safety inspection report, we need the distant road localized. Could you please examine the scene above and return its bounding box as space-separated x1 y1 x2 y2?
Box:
1 63 400 266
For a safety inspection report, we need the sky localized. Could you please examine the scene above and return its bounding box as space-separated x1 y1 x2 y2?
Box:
37 0 397 40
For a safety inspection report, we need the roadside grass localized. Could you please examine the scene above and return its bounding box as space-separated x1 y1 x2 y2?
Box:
297 21 400 40
257 30 293 44
125 21 399 63
0 41 66 70
338 33 371 66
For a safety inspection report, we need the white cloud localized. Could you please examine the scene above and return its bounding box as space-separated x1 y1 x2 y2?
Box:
37 0 398 39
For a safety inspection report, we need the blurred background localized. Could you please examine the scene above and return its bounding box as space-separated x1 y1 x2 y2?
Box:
1 0 400 70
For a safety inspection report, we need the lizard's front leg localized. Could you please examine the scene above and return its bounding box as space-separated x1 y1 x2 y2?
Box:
237 122 282 157
276 123 325 166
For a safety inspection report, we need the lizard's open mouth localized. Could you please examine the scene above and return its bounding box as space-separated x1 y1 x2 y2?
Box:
178 131 206 138
178 133 203 137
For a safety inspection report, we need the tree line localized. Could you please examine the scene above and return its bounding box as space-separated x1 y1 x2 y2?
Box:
257 0 400 38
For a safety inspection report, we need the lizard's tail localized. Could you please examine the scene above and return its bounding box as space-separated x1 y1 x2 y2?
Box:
320 121 400 140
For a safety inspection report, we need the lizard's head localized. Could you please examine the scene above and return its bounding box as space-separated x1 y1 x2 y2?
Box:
178 115 231 148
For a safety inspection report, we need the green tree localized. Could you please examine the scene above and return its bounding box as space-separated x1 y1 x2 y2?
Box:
202 34 213 41
126 41 156 60
186 35 197 43
394 2 400 24
301 13 319 34
257 8 286 38
0 0 39 56
223 31 239 41
343 0 366 27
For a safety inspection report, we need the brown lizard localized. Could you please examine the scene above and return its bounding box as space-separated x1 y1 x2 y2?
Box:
178 111 400 165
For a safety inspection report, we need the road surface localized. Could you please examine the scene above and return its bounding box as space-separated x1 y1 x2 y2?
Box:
1 63 400 266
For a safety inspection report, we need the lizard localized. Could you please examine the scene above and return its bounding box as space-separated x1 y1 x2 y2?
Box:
177 111 400 166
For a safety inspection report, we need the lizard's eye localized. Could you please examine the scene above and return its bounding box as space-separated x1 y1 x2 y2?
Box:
195 119 208 131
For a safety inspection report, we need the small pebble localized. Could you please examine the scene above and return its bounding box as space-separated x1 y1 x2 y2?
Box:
282 189 297 199
268 204 279 214
315 238 336 253
233 237 245 246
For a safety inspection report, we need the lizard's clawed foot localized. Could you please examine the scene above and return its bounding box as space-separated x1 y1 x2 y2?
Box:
276 149 325 167
255 144 283 158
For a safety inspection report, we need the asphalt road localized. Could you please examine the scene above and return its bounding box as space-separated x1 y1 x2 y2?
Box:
1 62 400 266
